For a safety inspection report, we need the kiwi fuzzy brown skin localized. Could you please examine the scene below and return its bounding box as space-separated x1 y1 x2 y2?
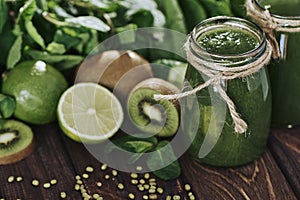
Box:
127 78 180 137
0 120 34 165
76 50 153 100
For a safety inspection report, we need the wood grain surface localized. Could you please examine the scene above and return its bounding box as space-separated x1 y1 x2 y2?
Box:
0 123 299 200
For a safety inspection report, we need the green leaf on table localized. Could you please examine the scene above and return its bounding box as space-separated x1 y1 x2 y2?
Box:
7 35 23 69
106 135 158 153
0 0 8 33
146 140 181 180
0 94 16 119
128 144 154 164
65 16 110 32
25 20 45 49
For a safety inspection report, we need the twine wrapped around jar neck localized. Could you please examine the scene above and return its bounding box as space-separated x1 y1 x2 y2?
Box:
246 0 300 59
154 35 273 134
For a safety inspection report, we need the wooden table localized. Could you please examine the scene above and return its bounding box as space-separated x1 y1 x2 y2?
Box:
0 123 299 200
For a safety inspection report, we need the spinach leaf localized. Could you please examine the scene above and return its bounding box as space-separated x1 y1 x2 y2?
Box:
17 0 37 23
178 0 207 32
7 35 23 69
84 30 99 54
46 42 66 54
146 140 181 180
106 135 158 153
0 0 8 33
53 29 81 50
71 0 119 12
123 0 165 27
0 94 16 119
200 0 234 17
65 16 111 32
0 22 16 67
155 0 186 33
25 49 83 70
115 23 137 44
25 20 45 49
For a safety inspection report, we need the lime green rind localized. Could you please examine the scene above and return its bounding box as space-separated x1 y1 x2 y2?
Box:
2 61 68 125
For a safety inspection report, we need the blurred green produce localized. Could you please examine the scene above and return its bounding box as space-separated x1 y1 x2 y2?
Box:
0 0 236 71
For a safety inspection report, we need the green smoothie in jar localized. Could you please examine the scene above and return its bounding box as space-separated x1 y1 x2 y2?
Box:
253 0 300 127
183 17 272 167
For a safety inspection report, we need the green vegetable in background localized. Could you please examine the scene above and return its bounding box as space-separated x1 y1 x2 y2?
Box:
155 0 187 33
230 0 247 18
0 94 16 119
146 140 181 180
106 136 182 180
105 135 158 154
178 0 207 32
1 0 166 71
0 0 8 34
200 0 234 17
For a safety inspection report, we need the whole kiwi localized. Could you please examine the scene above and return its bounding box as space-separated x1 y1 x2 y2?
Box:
76 50 153 101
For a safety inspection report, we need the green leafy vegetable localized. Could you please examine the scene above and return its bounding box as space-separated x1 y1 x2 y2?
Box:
146 140 181 180
0 0 8 33
25 49 83 71
25 20 45 49
200 0 234 17
124 0 165 27
16 0 37 23
46 42 66 54
106 135 158 153
7 35 23 70
178 0 207 32
0 94 16 119
65 16 111 32
155 0 186 33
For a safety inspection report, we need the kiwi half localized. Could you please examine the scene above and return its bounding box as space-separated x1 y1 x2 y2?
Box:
127 78 180 137
0 120 35 165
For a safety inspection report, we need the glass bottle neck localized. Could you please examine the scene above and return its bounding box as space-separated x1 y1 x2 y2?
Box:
255 0 300 21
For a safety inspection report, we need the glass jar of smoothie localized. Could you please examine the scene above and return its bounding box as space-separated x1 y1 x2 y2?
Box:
250 0 300 127
183 16 272 167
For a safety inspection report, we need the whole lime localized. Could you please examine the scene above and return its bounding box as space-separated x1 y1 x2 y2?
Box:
2 60 68 124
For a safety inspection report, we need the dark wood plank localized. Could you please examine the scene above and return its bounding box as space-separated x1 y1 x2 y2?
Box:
0 123 81 200
268 127 300 199
1 122 299 200
180 149 297 200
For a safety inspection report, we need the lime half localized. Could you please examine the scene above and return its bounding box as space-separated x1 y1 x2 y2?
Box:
57 83 123 143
